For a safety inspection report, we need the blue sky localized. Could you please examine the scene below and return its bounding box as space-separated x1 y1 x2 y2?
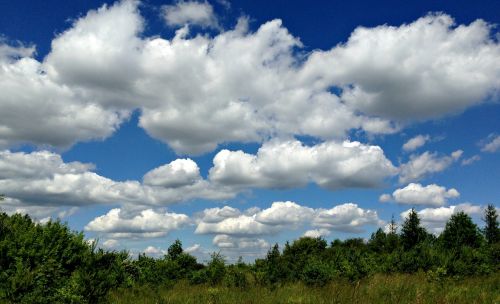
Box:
0 0 499 261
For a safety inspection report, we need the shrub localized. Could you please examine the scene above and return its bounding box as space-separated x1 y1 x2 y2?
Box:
301 259 331 286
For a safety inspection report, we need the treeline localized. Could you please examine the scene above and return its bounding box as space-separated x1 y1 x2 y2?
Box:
0 205 499 303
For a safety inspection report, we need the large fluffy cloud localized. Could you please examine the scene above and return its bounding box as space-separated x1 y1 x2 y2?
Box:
84 208 190 238
209 140 397 190
0 141 394 213
0 44 126 148
312 203 382 233
195 201 382 236
303 14 500 120
0 150 234 212
143 158 201 188
380 183 460 206
2 1 497 154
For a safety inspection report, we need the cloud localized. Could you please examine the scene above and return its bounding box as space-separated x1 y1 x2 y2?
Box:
0 150 235 211
0 44 126 148
195 201 382 236
481 134 500 153
0 141 393 212
401 203 482 234
184 243 201 254
254 201 315 226
0 197 79 221
399 150 462 183
461 155 481 166
381 183 459 206
195 214 275 236
0 150 143 206
209 140 397 190
304 14 500 120
143 246 165 256
5 2 496 155
303 228 331 238
143 158 201 188
102 239 119 248
402 135 430 152
212 234 269 250
85 208 190 238
162 1 219 29
312 203 382 233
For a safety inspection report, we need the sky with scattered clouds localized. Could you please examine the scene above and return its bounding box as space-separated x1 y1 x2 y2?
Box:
0 0 499 261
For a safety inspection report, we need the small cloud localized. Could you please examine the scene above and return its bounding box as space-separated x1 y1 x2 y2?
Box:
144 246 164 255
216 0 231 10
381 183 460 207
399 150 462 184
379 193 392 203
185 243 201 254
162 1 220 29
480 134 500 153
303 229 330 238
402 135 430 152
461 155 481 166
103 239 119 248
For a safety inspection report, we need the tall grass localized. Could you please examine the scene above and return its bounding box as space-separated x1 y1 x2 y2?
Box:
108 272 500 304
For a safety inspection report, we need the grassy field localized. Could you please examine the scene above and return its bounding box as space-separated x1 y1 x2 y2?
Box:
108 272 500 304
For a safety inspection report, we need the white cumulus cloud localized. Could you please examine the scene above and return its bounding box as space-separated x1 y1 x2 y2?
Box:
85 208 190 238
3 2 496 154
195 201 382 236
209 140 397 190
304 14 500 120
381 183 460 206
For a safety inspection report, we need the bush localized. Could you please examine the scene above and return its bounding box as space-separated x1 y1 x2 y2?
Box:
224 266 248 288
206 252 226 286
189 269 208 285
301 259 331 286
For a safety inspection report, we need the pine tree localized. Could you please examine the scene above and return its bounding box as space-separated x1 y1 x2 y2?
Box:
400 208 427 250
483 204 500 244
389 214 398 234
167 239 183 260
441 211 482 249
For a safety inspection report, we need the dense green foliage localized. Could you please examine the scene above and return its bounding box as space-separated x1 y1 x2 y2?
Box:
0 205 498 302
484 204 500 245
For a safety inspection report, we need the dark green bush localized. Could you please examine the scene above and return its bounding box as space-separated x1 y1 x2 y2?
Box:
301 259 331 286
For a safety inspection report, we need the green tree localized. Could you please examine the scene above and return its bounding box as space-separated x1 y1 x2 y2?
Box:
206 252 226 286
368 228 388 253
483 204 500 245
401 208 427 250
441 211 482 250
167 239 183 260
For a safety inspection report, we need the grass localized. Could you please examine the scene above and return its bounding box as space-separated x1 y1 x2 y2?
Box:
108 272 500 304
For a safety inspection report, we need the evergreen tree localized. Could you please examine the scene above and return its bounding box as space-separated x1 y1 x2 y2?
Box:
401 208 427 250
368 228 387 253
483 204 500 244
389 214 398 234
167 239 183 260
441 211 482 249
